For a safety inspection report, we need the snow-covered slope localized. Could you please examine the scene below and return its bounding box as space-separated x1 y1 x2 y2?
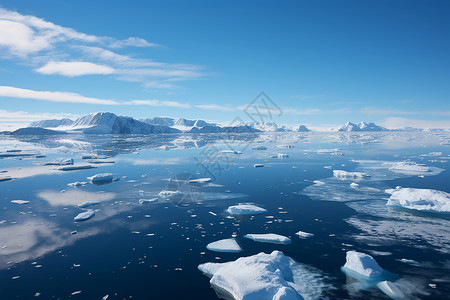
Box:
140 117 175 126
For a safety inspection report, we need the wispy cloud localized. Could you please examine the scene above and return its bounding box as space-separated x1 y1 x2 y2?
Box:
0 85 119 105
360 106 418 115
35 61 115 77
380 117 450 129
0 8 208 88
126 99 191 109
196 104 236 112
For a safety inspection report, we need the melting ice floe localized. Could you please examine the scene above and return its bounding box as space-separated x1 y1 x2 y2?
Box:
342 251 412 299
244 233 291 245
386 187 450 213
333 170 370 180
74 210 95 222
382 161 430 175
227 204 267 215
87 173 114 185
198 251 328 300
206 238 242 253
295 231 314 238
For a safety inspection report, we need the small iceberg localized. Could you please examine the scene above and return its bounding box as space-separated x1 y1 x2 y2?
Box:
44 158 74 166
343 251 383 278
198 250 327 300
77 201 100 208
277 153 289 159
206 238 242 253
188 178 212 184
87 173 114 185
139 198 158 204
74 210 95 222
333 170 370 180
244 233 291 244
254 164 264 168
60 165 95 171
227 204 267 215
385 187 450 213
11 200 30 205
67 181 87 187
159 190 184 198
295 231 314 238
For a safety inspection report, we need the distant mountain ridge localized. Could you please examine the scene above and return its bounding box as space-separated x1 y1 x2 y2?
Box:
335 121 388 132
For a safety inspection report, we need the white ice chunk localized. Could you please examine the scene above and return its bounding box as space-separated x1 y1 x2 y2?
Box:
43 158 74 166
77 201 100 208
313 180 324 186
159 190 184 198
254 164 264 168
343 251 383 278
333 170 370 180
244 233 291 244
67 181 87 187
74 210 95 222
139 198 158 204
87 173 114 184
350 182 359 189
206 238 242 253
198 251 305 300
295 231 314 238
227 204 267 215
11 200 30 205
59 165 95 171
188 178 212 184
277 153 289 159
386 187 450 213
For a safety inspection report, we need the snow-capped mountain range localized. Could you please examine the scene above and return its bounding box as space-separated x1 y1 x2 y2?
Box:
4 112 408 135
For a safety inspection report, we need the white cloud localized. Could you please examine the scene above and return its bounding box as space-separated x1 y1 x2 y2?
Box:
109 37 161 48
196 104 236 112
380 117 450 129
0 109 78 122
0 85 119 105
126 99 191 109
35 61 115 76
360 107 417 115
0 8 207 88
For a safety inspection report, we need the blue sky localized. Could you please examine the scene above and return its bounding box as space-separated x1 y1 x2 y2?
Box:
0 0 449 129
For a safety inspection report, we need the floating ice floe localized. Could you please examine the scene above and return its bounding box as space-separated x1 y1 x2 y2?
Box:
254 164 264 168
313 180 324 186
139 198 158 204
277 153 289 159
74 210 95 222
206 238 242 253
382 161 430 175
333 170 370 180
43 158 74 166
77 201 100 208
11 200 30 205
295 231 314 238
385 187 450 213
343 251 383 278
350 183 359 189
198 250 328 300
227 204 267 215
159 190 184 198
252 146 267 150
59 165 95 171
67 181 87 187
188 178 212 184
244 233 291 244
87 173 114 184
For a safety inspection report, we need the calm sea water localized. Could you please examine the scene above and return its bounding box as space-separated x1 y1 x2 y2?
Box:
0 132 449 299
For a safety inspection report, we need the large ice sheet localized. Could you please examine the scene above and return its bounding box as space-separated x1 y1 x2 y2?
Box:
386 187 450 213
198 251 328 300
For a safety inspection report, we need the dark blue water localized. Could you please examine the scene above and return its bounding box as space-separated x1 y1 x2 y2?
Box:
0 132 449 299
